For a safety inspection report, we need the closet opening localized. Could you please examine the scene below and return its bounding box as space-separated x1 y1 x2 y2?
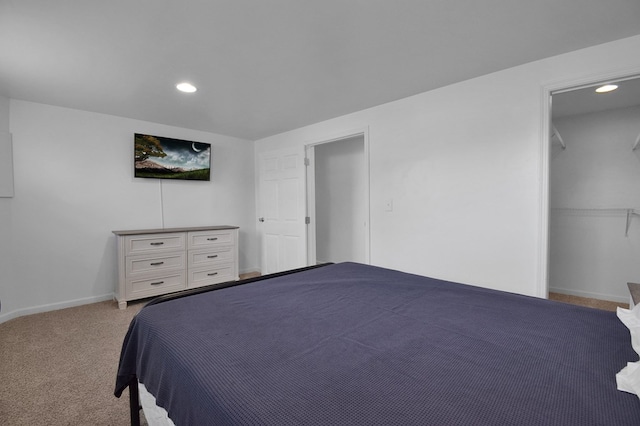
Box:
548 76 640 310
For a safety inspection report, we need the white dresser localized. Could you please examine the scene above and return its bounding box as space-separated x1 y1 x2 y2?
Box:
113 225 239 309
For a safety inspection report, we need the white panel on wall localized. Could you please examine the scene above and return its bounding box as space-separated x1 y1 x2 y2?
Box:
0 132 14 197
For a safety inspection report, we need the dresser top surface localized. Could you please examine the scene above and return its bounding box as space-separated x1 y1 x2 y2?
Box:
113 225 238 236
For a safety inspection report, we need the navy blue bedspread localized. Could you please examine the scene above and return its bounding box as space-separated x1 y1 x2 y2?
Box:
115 262 640 425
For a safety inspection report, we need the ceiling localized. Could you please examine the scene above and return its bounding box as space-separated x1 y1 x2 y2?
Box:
1 1 640 141
552 76 640 119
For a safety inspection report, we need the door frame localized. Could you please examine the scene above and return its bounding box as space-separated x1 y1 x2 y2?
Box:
305 127 371 265
539 67 640 299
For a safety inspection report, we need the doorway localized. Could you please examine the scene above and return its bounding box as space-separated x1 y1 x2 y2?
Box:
548 76 640 305
306 131 370 265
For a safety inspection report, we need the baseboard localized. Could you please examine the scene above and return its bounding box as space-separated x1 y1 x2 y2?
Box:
0 293 115 324
549 287 629 304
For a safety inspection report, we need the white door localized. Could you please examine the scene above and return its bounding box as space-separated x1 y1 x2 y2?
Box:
258 148 307 274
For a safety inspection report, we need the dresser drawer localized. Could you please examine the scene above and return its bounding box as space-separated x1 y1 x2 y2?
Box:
188 246 234 269
126 271 186 298
188 229 235 250
188 264 234 288
124 233 186 256
114 226 238 309
126 252 186 276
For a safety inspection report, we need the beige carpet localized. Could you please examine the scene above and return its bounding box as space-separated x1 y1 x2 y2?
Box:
0 299 146 425
548 292 629 312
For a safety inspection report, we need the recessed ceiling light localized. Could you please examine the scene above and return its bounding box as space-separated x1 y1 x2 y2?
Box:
595 84 618 93
176 82 197 93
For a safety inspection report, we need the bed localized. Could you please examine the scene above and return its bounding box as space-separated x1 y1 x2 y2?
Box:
115 262 640 425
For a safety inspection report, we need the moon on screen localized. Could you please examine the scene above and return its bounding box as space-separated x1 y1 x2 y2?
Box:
192 142 201 152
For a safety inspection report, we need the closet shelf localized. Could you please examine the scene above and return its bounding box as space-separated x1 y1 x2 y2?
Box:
551 208 640 237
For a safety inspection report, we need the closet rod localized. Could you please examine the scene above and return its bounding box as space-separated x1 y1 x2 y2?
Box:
551 208 640 237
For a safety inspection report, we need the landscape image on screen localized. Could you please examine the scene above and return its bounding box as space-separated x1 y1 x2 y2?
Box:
134 133 211 181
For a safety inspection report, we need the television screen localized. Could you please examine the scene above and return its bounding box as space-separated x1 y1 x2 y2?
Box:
134 133 211 181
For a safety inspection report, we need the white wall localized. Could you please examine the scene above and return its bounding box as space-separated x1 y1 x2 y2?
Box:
550 105 640 302
0 100 258 322
315 136 366 263
255 35 640 298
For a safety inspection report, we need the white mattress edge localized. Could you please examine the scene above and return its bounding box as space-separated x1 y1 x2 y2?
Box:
138 382 176 426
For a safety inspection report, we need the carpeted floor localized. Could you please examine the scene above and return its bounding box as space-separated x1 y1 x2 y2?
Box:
0 288 628 425
0 299 146 425
548 292 628 312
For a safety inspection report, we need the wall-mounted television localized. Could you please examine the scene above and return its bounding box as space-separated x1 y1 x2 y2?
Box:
134 133 211 181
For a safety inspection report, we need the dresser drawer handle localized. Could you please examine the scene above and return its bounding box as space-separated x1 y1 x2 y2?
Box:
150 281 164 286
207 237 218 241
207 255 218 259
207 272 218 276
150 242 164 246
150 262 164 266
